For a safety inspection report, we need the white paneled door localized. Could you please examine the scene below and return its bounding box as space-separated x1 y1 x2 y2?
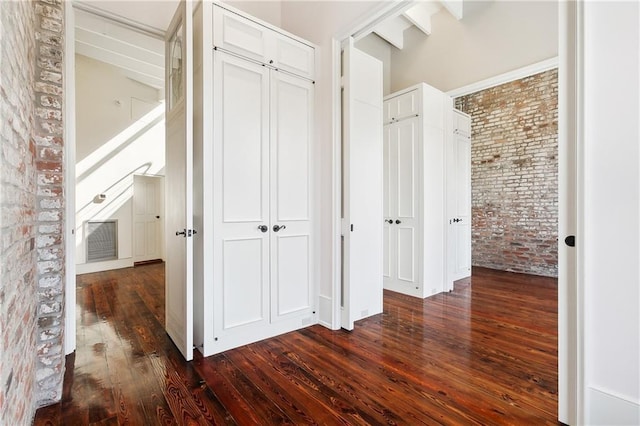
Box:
384 114 421 294
449 110 472 282
133 175 164 263
342 39 384 330
164 0 193 361
213 51 270 341
452 131 471 280
270 71 314 323
212 49 314 348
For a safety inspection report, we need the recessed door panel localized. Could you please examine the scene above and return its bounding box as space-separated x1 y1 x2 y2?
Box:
396 90 418 119
220 56 269 222
272 74 311 221
383 224 391 279
273 235 310 318
223 238 266 329
275 35 314 79
397 227 415 282
213 6 268 63
397 121 416 218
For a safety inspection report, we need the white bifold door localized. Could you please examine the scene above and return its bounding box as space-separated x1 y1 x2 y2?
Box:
164 0 194 361
341 39 384 330
211 50 314 351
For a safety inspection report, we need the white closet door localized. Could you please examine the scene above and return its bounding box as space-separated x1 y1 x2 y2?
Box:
383 123 394 284
164 0 193 361
270 72 314 322
212 51 270 343
342 40 383 330
453 132 472 280
394 117 420 290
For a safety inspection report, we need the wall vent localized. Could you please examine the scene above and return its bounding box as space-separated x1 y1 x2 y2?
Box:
86 220 118 262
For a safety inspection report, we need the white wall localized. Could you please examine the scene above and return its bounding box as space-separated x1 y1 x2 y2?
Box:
583 2 640 424
225 0 281 27
391 1 558 92
355 33 391 95
75 54 165 274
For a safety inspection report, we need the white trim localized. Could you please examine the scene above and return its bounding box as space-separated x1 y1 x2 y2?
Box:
64 3 77 356
558 1 583 424
446 57 559 98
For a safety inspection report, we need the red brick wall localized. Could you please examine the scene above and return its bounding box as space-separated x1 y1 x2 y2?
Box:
0 1 65 422
455 69 558 277
1 1 39 424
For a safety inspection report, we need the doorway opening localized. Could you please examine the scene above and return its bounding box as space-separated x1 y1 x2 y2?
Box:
334 0 575 423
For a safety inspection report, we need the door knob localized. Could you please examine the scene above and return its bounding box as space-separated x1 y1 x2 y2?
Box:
175 229 186 236
385 219 393 224
258 225 268 233
395 220 401 224
273 224 287 232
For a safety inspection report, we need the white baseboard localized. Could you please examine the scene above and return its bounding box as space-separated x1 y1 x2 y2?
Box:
587 386 640 426
76 258 133 275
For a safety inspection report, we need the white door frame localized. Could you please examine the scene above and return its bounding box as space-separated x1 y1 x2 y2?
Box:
330 2 583 424
63 3 76 356
62 4 167 356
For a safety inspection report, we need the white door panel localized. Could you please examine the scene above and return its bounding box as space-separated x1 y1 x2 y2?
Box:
220 57 269 223
272 74 312 222
453 131 472 280
384 114 420 293
222 238 267 329
273 234 310 317
342 40 383 330
270 71 313 323
213 50 270 340
164 0 193 361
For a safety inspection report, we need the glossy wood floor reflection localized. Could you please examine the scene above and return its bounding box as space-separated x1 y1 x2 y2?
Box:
34 264 558 425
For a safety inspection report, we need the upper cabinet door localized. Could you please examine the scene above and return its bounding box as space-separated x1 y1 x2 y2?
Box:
213 6 269 63
164 0 194 361
384 89 419 124
213 5 314 80
273 33 315 80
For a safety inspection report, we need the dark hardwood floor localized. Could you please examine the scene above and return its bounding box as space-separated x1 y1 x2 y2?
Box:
34 264 558 425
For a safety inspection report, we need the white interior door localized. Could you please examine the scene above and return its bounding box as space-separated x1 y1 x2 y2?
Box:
449 110 472 283
342 39 383 330
393 117 420 291
270 71 314 323
133 175 164 263
453 132 471 280
212 51 270 344
164 0 193 361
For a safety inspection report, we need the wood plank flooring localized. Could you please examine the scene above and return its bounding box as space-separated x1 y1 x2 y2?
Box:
34 264 558 425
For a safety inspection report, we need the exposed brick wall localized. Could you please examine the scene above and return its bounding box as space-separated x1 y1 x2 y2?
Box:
0 1 39 424
0 1 65 422
455 69 558 277
34 0 66 407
